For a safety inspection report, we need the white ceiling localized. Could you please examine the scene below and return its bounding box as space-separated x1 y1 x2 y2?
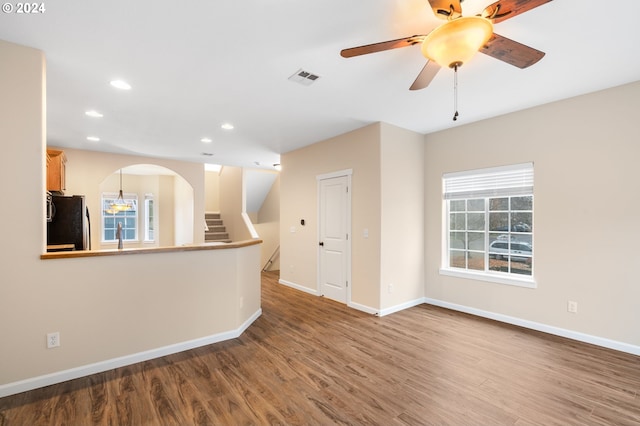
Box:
1 0 639 169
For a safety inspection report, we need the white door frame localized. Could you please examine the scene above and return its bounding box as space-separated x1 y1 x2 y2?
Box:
316 169 352 304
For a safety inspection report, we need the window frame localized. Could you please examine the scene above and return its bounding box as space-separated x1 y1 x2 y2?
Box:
440 164 536 288
101 192 139 243
144 193 155 243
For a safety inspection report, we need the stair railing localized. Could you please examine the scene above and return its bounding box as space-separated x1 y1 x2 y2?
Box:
262 245 280 272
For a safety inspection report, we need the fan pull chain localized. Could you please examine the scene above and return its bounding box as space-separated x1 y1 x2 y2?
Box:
452 63 459 121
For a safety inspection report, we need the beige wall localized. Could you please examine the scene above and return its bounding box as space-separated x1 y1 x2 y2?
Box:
173 172 195 245
219 166 254 241
425 81 640 347
380 123 425 311
280 124 382 309
280 123 426 312
0 39 262 396
158 175 176 246
254 174 280 270
0 39 46 252
205 170 220 212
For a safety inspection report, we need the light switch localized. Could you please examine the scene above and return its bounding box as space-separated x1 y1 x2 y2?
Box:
290 226 296 233
363 228 369 238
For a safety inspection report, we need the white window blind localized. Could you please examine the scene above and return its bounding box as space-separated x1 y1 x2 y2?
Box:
443 163 533 200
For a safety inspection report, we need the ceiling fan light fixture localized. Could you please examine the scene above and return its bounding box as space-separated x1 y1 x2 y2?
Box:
422 16 493 68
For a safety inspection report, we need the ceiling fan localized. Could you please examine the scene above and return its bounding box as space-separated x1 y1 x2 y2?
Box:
341 0 553 91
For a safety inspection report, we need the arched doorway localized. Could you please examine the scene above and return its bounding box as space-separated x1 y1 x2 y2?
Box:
98 164 194 249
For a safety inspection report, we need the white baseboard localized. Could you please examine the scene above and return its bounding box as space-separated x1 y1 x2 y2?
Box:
0 309 262 399
348 301 378 315
378 297 425 317
425 298 640 356
274 280 640 357
279 279 379 314
278 279 319 296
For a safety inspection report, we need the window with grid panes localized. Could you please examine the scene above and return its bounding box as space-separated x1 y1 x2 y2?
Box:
443 163 534 286
144 194 155 242
102 193 138 242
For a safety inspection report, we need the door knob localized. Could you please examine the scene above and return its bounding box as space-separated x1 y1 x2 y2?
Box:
319 242 324 246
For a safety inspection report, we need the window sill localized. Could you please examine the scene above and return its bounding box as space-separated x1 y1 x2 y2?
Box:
439 268 536 289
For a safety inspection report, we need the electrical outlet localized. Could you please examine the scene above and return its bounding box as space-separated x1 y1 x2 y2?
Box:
567 301 578 314
388 283 394 294
47 332 60 348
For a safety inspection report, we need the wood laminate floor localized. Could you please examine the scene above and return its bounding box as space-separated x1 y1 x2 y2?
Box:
1 271 639 425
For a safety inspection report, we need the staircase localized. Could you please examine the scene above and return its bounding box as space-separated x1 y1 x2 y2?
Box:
204 212 231 243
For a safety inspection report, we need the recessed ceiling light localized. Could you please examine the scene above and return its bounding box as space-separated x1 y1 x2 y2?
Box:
201 137 213 143
85 110 103 118
221 123 234 130
274 164 282 171
86 136 100 142
110 79 131 90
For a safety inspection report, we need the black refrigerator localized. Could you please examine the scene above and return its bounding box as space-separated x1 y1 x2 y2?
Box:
47 195 91 251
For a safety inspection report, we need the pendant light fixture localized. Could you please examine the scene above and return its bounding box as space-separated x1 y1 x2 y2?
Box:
106 169 132 214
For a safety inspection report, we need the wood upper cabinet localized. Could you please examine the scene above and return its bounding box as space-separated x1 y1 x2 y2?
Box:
46 149 66 193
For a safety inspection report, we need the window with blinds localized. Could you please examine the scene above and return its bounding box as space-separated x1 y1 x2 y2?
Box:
442 163 534 286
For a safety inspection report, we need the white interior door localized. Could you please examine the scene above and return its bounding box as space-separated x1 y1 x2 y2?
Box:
318 174 350 303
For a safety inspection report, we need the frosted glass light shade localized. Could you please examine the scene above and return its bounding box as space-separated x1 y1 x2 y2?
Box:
110 190 132 212
422 17 493 68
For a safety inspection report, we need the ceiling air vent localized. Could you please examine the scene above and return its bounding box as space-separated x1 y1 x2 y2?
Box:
288 69 320 86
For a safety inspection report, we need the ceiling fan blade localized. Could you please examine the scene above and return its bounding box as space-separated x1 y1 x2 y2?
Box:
409 61 441 91
480 33 545 68
427 0 463 20
340 35 426 58
482 0 553 24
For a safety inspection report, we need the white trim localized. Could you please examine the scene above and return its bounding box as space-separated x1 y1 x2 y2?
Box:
439 268 537 288
316 168 353 181
348 301 378 315
242 212 260 239
316 171 352 305
0 309 262 398
424 298 640 356
378 298 425 317
280 279 377 315
143 195 156 243
279 279 319 296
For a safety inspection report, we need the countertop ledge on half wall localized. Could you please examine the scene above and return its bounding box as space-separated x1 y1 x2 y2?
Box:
40 239 263 260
